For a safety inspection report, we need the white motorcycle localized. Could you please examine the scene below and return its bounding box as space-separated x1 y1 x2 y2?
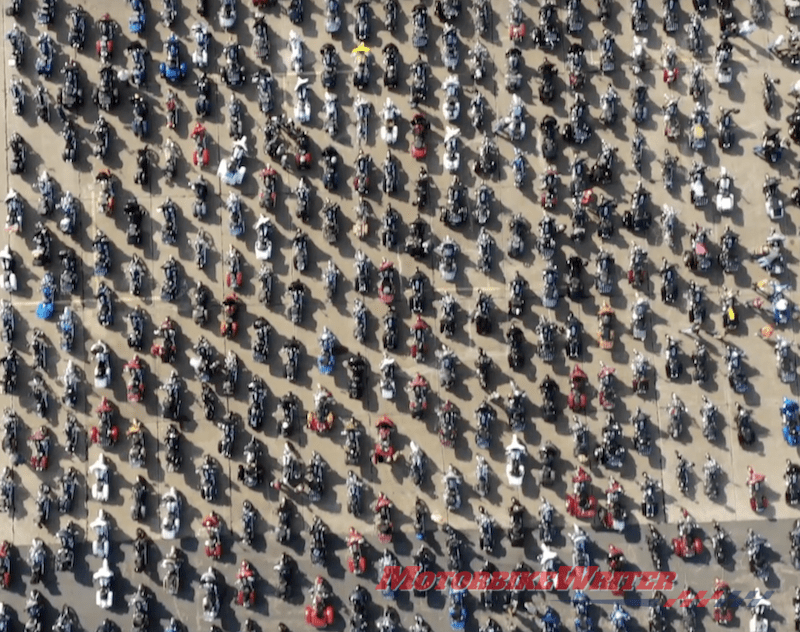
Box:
443 127 460 173
323 92 338 137
715 167 735 213
89 454 110 502
749 589 771 632
380 98 400 144
91 509 111 558
190 22 210 68
0 246 17 293
93 559 114 609
254 215 273 260
505 434 526 486
294 77 311 124
442 75 461 122
289 30 304 73
631 36 647 73
379 355 397 400
218 0 237 29
161 487 181 539
217 137 248 186
91 341 112 388
660 205 677 248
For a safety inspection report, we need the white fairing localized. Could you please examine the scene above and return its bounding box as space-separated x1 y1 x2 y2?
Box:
506 464 524 486
1 273 16 293
92 481 109 502
443 127 460 173
161 490 180 539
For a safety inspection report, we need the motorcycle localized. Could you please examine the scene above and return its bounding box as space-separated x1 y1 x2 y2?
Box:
747 467 768 513
441 23 459 72
505 434 527 486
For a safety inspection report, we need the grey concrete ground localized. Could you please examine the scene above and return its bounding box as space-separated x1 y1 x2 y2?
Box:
3 0 800 631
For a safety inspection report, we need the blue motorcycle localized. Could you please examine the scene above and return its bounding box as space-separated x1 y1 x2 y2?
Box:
475 402 493 449
159 34 187 82
610 604 630 632
540 607 560 632
448 588 467 631
575 616 595 632
317 329 336 375
36 272 55 320
783 397 800 446
771 287 798 325
128 0 146 34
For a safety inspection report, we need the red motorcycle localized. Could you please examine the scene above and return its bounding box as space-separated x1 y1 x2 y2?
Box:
0 540 10 588
305 577 335 628
151 317 177 363
663 48 679 84
124 355 145 402
202 512 223 559
747 467 768 513
294 130 312 170
712 579 734 624
220 294 240 339
96 14 115 62
509 16 526 41
235 560 256 607
29 427 50 472
568 365 588 411
259 166 278 209
566 467 598 519
410 316 430 360
372 416 397 464
672 509 704 558
580 188 596 209
607 545 625 595
307 388 335 434
191 123 210 166
346 528 367 574
378 260 396 304
411 114 429 159
91 398 119 446
374 493 394 543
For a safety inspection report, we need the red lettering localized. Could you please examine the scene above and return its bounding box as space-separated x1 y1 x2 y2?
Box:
665 589 693 609
654 572 677 591
694 591 712 608
467 572 491 591
616 572 641 592
530 572 546 590
542 572 557 590
636 572 658 591
507 572 525 590
414 571 435 592
434 571 455 590
453 572 472 591
487 572 509 591
556 566 598 590
589 571 612 591
522 572 538 590
376 566 420 591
